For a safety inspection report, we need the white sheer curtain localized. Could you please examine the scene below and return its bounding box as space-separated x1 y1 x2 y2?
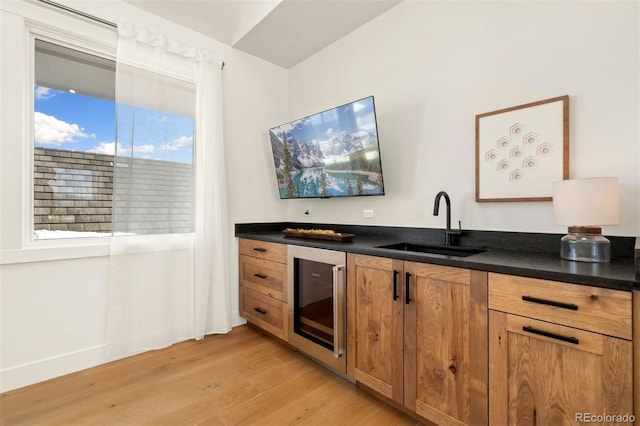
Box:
194 50 232 337
106 23 230 361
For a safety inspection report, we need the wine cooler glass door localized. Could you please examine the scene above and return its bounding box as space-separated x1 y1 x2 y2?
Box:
288 245 346 374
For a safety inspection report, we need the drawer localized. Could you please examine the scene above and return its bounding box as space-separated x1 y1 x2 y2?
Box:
488 273 632 340
240 286 287 340
240 255 287 302
239 239 287 263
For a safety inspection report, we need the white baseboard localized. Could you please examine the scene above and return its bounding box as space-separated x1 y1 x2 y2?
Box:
2 311 246 393
0 344 107 393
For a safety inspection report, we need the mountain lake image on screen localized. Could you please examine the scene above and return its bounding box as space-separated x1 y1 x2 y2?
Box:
269 96 385 199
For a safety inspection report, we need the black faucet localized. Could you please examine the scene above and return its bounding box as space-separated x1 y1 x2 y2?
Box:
433 191 461 246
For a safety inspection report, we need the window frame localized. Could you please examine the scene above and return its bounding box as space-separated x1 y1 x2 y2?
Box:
0 5 117 263
26 24 117 249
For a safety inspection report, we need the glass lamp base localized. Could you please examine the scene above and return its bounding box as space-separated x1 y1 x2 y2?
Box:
560 227 611 263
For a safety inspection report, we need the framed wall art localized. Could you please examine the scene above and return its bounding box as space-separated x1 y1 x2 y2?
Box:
475 95 569 202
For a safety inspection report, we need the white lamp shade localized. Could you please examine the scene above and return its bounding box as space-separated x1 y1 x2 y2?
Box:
552 177 620 226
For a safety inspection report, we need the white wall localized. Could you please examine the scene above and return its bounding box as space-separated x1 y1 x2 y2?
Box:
224 52 289 223
0 257 109 389
288 0 640 237
0 0 288 392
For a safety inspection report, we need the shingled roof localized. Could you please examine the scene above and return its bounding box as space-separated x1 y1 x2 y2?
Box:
34 147 113 233
34 147 194 236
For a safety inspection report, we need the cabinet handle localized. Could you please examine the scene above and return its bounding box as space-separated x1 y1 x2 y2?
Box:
393 270 399 301
405 272 412 304
254 307 267 315
522 326 579 345
522 295 578 311
253 247 267 252
254 273 268 279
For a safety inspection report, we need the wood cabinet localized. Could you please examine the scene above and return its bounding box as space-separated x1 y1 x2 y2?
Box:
347 255 404 403
237 239 638 425
239 239 288 340
347 253 488 426
488 273 634 425
404 262 488 425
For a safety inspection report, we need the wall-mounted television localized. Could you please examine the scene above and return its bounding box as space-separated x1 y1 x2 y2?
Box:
269 96 385 199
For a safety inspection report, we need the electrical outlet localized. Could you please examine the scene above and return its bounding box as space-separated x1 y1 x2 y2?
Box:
363 209 374 218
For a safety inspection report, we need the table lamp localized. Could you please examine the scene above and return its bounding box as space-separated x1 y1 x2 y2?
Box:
552 177 619 262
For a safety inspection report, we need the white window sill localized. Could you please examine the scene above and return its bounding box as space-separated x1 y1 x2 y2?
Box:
1 240 110 265
1 233 196 265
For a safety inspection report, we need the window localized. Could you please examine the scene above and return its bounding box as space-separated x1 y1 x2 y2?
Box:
34 39 116 240
33 38 195 240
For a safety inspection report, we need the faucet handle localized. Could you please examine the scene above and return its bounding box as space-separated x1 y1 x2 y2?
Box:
449 220 462 235
444 221 462 246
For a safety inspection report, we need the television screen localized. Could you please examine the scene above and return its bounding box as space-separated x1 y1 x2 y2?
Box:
269 96 385 199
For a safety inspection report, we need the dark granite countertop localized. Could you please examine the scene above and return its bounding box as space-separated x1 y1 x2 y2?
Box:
236 222 639 292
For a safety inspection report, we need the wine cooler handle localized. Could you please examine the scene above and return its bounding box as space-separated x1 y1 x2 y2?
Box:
332 264 346 359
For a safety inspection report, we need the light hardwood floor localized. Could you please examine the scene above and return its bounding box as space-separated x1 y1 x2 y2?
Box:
1 325 421 426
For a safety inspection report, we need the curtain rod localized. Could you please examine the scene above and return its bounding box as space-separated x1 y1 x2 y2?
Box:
38 0 117 28
36 0 225 70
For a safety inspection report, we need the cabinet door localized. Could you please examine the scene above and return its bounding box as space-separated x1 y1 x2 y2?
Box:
347 254 404 404
489 311 633 426
404 263 488 426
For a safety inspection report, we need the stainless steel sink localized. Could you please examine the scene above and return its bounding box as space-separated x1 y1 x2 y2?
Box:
375 242 486 257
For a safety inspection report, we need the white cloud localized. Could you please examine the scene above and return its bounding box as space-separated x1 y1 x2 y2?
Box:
353 101 366 113
34 112 94 145
174 136 193 148
278 123 296 134
325 128 333 136
88 142 116 155
160 145 178 152
160 135 193 152
34 86 58 101
88 142 155 156
88 142 128 156
133 144 155 153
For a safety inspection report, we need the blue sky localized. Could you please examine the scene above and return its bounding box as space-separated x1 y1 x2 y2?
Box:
271 96 377 144
34 86 194 163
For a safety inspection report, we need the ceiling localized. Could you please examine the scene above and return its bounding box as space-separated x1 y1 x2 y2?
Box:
122 0 402 68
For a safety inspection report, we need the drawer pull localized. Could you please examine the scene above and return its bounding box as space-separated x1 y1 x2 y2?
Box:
252 247 267 252
522 295 578 311
254 273 268 279
253 307 268 315
522 326 579 345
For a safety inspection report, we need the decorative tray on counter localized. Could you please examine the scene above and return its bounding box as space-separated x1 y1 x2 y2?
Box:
283 228 355 242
